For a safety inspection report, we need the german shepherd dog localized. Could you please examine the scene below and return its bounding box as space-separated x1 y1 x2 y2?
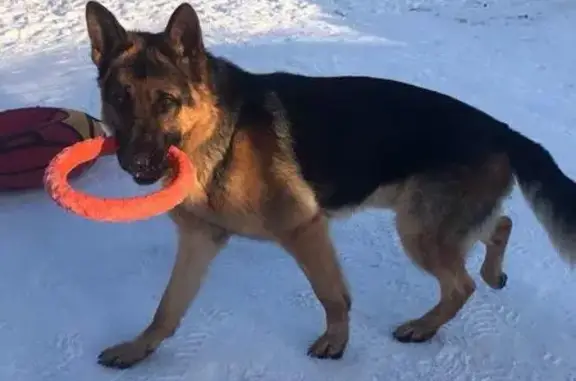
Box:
85 0 576 369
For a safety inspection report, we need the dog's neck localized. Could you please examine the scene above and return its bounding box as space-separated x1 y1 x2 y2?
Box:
180 53 247 202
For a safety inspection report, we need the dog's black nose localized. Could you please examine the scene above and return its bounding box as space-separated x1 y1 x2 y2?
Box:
131 153 152 172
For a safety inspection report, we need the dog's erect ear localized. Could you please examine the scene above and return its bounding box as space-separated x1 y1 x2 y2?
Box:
165 3 205 59
85 1 128 66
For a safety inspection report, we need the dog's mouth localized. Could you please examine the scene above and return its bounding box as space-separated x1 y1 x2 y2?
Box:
115 133 177 186
119 154 170 186
129 158 171 185
131 170 163 185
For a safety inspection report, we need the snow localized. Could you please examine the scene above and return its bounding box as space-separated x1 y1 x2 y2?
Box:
1 0 576 379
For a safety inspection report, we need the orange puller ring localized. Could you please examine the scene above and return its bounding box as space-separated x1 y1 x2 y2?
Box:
44 136 193 222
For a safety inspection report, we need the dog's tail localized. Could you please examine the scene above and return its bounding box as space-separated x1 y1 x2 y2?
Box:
505 126 576 264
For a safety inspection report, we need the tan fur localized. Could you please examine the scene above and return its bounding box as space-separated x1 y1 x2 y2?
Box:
177 85 220 148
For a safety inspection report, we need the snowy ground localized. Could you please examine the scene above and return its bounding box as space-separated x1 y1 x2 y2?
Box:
1 0 576 380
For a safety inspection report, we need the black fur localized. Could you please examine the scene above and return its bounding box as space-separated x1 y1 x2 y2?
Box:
206 56 576 258
504 128 576 257
205 56 512 209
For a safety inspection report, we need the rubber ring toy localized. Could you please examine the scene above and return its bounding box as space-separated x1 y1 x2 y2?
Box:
43 136 193 222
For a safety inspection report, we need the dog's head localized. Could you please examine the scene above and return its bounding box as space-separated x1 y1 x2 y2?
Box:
85 1 217 185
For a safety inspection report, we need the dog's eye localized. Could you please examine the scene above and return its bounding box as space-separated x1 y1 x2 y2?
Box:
109 87 129 105
157 93 180 114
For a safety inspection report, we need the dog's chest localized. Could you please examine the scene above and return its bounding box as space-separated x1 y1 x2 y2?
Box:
177 176 320 240
178 191 276 240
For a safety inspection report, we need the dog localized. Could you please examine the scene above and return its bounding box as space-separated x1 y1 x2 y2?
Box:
85 0 576 369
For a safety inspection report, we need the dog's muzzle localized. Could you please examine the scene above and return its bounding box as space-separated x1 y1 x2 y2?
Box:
117 139 170 186
126 151 169 185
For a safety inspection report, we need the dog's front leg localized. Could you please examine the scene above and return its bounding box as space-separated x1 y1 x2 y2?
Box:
98 213 229 369
277 214 351 360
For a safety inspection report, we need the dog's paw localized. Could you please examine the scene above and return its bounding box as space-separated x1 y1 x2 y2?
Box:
494 272 508 289
97 340 155 369
481 268 508 290
393 320 437 343
307 331 348 359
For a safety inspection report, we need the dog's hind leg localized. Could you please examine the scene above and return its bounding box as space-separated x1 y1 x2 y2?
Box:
480 215 512 289
393 212 476 343
391 153 514 343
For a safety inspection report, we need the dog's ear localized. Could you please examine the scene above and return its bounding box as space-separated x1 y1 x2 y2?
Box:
165 3 205 59
85 1 128 67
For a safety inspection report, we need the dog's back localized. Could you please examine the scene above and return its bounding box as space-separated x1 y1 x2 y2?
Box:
243 68 511 210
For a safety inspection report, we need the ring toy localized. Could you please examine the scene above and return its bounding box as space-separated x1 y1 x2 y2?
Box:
43 136 193 222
